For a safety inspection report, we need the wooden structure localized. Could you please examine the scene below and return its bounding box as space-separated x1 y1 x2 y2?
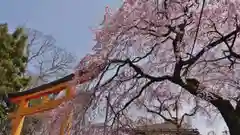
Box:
133 122 200 135
133 128 200 135
6 74 77 135
88 122 200 135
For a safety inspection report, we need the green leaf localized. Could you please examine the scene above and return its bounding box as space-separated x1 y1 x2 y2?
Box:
0 24 30 123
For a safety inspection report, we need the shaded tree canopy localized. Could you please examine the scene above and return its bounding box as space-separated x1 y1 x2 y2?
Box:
0 23 30 133
0 24 30 94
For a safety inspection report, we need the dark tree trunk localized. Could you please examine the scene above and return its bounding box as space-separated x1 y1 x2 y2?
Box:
213 100 240 135
173 79 240 135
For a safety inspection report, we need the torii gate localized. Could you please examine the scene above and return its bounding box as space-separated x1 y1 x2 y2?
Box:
2 39 108 134
6 73 77 135
6 57 106 135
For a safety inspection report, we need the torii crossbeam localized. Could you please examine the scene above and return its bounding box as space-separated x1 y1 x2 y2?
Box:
6 74 76 135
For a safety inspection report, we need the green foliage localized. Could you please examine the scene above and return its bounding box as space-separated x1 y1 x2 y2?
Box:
29 98 42 106
0 24 30 129
0 24 30 94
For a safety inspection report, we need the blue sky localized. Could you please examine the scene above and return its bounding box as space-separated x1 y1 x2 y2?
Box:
0 0 121 60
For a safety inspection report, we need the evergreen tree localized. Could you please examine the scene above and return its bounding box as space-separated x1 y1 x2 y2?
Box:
0 24 30 133
0 24 30 94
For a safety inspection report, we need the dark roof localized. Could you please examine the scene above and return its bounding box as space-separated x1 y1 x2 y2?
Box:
136 121 190 130
6 74 74 98
87 122 200 135
135 122 200 134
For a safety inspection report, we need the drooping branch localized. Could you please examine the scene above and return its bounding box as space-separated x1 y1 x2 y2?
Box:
110 59 171 81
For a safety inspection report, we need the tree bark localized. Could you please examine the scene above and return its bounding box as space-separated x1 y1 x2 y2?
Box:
212 99 240 135
172 78 240 135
